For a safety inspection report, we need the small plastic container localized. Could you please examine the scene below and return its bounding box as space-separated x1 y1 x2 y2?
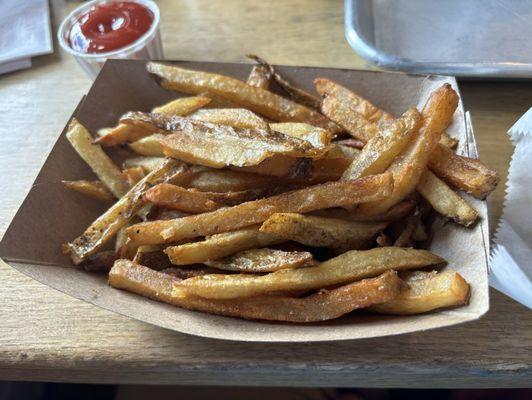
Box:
58 0 163 79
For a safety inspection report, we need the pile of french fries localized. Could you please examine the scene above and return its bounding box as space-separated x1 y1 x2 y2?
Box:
61 57 498 323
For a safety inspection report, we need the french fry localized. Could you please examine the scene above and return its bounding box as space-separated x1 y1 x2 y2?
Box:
127 172 393 246
122 156 166 172
122 166 146 186
357 84 459 216
95 96 211 146
143 183 224 213
307 144 359 183
235 155 312 177
246 64 272 89
439 132 458 149
260 213 386 251
109 260 402 322
269 122 332 149
63 159 184 264
247 54 321 110
190 108 270 130
341 108 421 180
129 134 165 156
311 201 415 223
428 144 499 199
161 265 223 279
417 170 478 227
66 119 130 198
206 248 314 272
179 168 280 192
393 215 417 248
173 247 445 299
369 270 470 315
62 180 114 202
164 225 283 265
147 62 323 123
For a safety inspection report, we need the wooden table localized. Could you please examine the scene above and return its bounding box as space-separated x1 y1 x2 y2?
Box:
0 0 530 388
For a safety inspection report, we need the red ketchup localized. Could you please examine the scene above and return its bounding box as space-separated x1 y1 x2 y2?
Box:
68 1 153 54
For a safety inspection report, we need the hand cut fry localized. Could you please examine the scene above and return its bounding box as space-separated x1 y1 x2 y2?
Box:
152 95 211 115
122 156 166 172
179 168 280 192
260 213 386 252
66 119 130 198
341 108 421 180
129 134 165 156
269 122 332 149
206 248 314 272
247 54 321 110
357 84 459 216
190 108 270 130
63 159 184 264
246 64 272 89
165 225 283 265
235 155 312 178
144 183 224 213
62 180 114 202
127 172 393 246
109 260 402 322
439 132 458 149
312 201 415 223
417 170 478 227
428 144 499 199
173 247 445 299
369 270 470 315
161 265 224 279
308 144 359 183
147 62 323 123
122 166 146 186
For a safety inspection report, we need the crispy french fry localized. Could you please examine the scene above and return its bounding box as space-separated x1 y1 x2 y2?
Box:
269 122 332 149
369 270 470 315
129 134 165 156
173 247 445 299
206 248 314 272
417 170 478 227
428 144 499 199
357 84 459 216
312 200 416 223
260 213 386 251
143 183 224 213
235 155 312 178
109 260 402 322
152 95 211 115
63 160 184 264
341 108 421 180
190 108 270 130
147 62 323 123
66 119 130 198
307 144 359 183
122 156 166 172
246 64 273 89
62 180 115 202
127 172 393 246
165 225 283 265
122 166 146 186
179 168 280 192
439 132 458 149
161 265 223 279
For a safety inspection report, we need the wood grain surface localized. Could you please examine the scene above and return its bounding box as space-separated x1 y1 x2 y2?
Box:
0 0 530 387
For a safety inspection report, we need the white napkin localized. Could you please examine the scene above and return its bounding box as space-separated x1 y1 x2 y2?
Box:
0 0 53 74
490 108 532 309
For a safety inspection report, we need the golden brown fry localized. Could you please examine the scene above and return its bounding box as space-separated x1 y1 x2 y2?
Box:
147 62 322 122
122 166 146 186
246 64 272 89
235 155 311 178
152 95 211 115
63 160 184 264
357 84 459 216
122 156 166 172
312 201 416 223
66 119 130 198
417 170 478 227
260 213 386 251
109 260 402 322
161 265 223 279
308 144 359 183
62 180 115 202
247 54 321 110
143 183 224 213
94 123 158 147
127 172 393 246
428 144 499 199
190 108 270 130
269 122 332 149
369 270 470 315
173 247 445 300
165 225 283 265
439 132 458 149
206 248 314 272
341 108 421 180
129 134 165 156
179 168 280 192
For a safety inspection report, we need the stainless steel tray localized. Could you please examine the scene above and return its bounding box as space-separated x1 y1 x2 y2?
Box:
345 0 532 78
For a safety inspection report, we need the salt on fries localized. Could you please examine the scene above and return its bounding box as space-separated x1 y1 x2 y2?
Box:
62 58 499 322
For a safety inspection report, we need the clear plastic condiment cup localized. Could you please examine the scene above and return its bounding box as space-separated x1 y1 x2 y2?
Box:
57 0 163 80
